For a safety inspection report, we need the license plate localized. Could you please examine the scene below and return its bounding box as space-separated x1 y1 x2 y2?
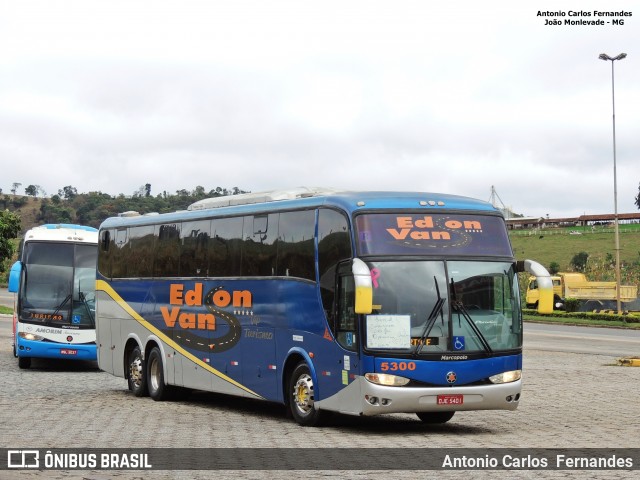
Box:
437 394 463 405
60 349 78 355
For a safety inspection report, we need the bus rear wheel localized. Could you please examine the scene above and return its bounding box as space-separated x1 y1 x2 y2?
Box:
127 346 148 397
416 411 455 424
147 346 171 401
288 362 323 427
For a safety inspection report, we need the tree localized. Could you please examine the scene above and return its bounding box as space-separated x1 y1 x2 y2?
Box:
635 182 640 210
549 262 560 275
11 182 21 195
570 252 589 272
0 209 21 275
25 185 38 196
58 186 78 200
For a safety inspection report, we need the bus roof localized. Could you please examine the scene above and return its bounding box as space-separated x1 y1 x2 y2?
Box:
24 224 99 243
99 189 501 229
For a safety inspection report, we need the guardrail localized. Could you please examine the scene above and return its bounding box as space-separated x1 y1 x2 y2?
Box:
509 228 638 236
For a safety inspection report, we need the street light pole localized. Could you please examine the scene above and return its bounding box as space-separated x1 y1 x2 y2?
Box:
599 52 626 314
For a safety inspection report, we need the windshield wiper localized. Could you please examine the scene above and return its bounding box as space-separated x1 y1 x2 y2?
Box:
450 278 493 354
79 291 95 328
52 294 72 319
415 277 445 355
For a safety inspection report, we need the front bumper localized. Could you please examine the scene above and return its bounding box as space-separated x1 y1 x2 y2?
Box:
317 377 521 416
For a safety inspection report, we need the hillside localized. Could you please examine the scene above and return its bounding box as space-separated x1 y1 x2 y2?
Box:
510 226 640 286
1 195 42 232
1 187 248 233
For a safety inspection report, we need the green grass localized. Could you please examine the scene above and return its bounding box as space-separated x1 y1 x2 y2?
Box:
523 313 640 329
510 228 640 273
510 227 640 297
0 305 12 315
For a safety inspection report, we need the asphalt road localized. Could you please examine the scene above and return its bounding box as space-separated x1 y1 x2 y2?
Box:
524 322 640 357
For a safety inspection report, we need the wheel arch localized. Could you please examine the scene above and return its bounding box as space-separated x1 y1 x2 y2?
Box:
282 348 318 406
123 337 142 380
143 336 166 377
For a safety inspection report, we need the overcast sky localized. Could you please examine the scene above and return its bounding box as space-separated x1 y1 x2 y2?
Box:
1 0 638 218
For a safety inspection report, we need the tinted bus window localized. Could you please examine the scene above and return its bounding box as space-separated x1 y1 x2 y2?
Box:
242 214 279 276
181 220 211 277
128 225 155 277
97 230 113 278
111 228 129 278
155 224 181 277
317 209 352 325
23 243 74 312
210 217 244 277
277 210 315 281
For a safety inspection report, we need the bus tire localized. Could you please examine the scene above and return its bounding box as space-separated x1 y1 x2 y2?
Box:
18 356 31 369
147 346 171 401
416 411 455 424
288 362 323 427
127 346 148 397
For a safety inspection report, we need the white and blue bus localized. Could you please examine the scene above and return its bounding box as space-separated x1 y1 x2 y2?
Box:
95 189 551 426
9 224 99 369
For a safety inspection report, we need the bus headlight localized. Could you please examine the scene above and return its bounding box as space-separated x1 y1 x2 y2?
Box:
365 373 410 386
19 332 45 341
489 370 521 384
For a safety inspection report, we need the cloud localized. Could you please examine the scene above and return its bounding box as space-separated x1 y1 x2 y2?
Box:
1 1 638 217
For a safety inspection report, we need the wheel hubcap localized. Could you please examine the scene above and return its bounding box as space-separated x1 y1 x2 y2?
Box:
293 374 314 415
130 357 143 386
150 357 160 391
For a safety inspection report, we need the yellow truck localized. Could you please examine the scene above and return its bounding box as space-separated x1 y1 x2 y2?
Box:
525 272 638 310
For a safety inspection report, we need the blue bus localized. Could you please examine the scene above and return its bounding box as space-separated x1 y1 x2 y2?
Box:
95 189 551 425
9 224 99 369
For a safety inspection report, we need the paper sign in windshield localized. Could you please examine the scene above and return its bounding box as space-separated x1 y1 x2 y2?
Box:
366 315 411 349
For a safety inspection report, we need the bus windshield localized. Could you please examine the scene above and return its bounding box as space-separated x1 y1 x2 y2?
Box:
19 242 97 329
364 260 522 355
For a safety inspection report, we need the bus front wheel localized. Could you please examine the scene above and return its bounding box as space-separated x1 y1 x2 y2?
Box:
18 356 31 369
288 362 323 427
127 346 148 397
416 411 455 424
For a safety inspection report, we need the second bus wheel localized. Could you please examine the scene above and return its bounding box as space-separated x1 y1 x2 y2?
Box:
127 345 148 397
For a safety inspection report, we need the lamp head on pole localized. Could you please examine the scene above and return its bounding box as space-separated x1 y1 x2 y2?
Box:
599 53 627 61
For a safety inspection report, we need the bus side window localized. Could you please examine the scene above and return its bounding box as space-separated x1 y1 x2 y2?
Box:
155 224 181 277
98 230 112 279
242 214 278 276
317 209 353 343
181 220 211 277
111 229 129 278
129 225 156 277
335 268 357 351
210 217 244 277
277 210 315 280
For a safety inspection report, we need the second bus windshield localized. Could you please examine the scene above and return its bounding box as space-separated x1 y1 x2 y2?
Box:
19 242 97 328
